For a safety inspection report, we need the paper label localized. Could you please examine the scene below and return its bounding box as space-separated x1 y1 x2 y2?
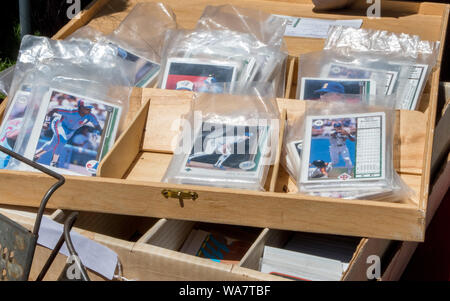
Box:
274 14 363 38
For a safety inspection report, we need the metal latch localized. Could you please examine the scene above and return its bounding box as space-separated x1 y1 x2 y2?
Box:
161 189 198 208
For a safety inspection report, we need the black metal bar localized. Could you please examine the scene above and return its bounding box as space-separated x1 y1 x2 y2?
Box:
35 231 66 281
0 145 65 236
64 212 90 281
19 0 32 38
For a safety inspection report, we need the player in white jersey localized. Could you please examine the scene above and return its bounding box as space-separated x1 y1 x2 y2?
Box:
328 122 355 176
33 100 102 167
188 132 253 169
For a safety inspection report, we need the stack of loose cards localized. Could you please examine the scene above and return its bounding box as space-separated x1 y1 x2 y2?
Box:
293 112 395 199
259 233 360 281
163 121 273 190
0 88 121 176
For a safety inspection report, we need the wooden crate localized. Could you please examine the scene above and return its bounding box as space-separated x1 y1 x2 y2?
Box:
0 0 448 242
0 205 391 281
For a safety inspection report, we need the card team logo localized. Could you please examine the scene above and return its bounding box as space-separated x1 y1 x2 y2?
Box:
239 161 256 170
313 120 324 127
86 160 99 173
338 173 351 181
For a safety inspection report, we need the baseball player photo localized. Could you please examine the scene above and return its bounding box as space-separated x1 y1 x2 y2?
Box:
301 112 386 184
306 117 357 181
299 77 375 103
26 89 121 176
161 58 237 93
176 121 272 188
185 123 260 172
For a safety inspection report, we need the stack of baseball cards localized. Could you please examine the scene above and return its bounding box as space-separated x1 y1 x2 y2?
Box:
163 121 273 190
319 61 430 110
298 77 377 103
115 45 160 88
1 88 122 176
294 108 399 200
159 30 286 95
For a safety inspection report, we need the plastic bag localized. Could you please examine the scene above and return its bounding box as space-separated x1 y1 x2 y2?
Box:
0 35 135 176
159 5 288 97
282 114 304 182
69 2 177 88
196 4 287 50
162 84 280 190
296 99 412 201
297 26 439 110
0 66 14 97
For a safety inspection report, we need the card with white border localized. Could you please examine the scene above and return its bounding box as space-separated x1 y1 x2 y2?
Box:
300 112 386 184
161 57 239 94
22 88 122 176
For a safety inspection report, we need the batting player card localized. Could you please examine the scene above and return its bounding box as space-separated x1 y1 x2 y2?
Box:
115 45 160 88
299 77 376 103
300 112 386 184
176 122 271 187
322 63 398 96
161 58 238 94
22 88 122 176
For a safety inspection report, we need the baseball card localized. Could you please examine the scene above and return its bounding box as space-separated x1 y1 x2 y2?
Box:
300 112 386 184
177 122 270 186
0 84 32 168
22 88 121 176
286 139 303 175
299 77 376 103
115 45 160 88
323 63 398 95
161 58 238 93
392 63 428 110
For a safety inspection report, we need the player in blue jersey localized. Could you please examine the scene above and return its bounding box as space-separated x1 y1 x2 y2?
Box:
33 100 102 167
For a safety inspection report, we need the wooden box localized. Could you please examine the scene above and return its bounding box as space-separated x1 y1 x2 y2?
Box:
0 205 392 281
0 0 448 242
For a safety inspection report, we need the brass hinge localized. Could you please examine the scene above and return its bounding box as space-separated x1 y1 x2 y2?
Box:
161 189 198 208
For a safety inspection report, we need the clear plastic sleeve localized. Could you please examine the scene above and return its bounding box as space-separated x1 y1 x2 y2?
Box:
69 2 178 88
159 5 288 97
296 100 412 201
0 35 135 176
162 84 280 190
297 26 440 110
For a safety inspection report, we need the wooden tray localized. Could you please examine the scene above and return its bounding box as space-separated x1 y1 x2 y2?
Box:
0 0 448 242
